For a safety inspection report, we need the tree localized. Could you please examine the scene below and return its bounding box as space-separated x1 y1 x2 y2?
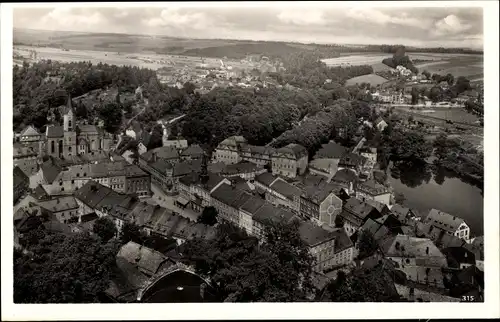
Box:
422 70 431 80
428 86 443 102
183 82 196 94
147 124 163 150
410 87 419 105
98 102 123 134
357 230 379 259
92 217 117 242
197 206 218 226
121 222 144 244
445 73 455 86
14 232 120 303
169 123 179 140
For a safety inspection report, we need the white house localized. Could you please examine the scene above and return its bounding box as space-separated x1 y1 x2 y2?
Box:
424 209 470 242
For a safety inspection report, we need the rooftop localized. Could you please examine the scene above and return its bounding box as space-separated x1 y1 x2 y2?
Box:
298 221 336 247
358 179 390 196
20 125 40 137
222 161 263 175
46 125 64 138
117 241 168 276
274 143 308 159
380 235 445 260
270 179 302 201
38 196 79 213
332 168 357 183
142 146 179 162
425 209 466 233
254 172 278 187
180 144 204 157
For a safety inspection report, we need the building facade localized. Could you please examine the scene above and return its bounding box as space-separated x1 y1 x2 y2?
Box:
271 143 308 178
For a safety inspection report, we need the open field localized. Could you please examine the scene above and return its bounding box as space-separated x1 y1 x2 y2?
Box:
14 45 261 71
415 54 483 78
400 107 481 124
345 73 388 86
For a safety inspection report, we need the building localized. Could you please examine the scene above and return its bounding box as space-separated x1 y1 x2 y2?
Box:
380 235 447 288
374 117 388 132
265 178 302 214
331 169 357 195
177 172 230 212
210 183 252 225
441 247 476 270
146 158 202 195
239 144 275 166
14 166 29 203
37 196 80 224
180 145 204 161
271 143 308 178
253 172 279 195
338 152 367 175
42 161 151 197
163 139 189 150
424 209 470 242
46 97 112 158
219 161 267 181
300 183 343 226
339 197 382 236
390 204 419 224
213 136 247 165
13 142 41 177
356 179 392 205
358 147 377 164
308 158 339 181
139 146 180 168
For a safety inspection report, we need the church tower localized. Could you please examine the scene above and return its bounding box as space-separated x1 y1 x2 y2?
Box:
63 95 75 132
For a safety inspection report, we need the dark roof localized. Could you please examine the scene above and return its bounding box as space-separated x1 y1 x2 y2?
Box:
270 179 302 200
357 179 390 196
274 143 308 159
364 199 389 214
46 125 64 138
314 141 348 159
138 131 152 146
32 185 49 200
40 161 62 184
332 169 357 183
78 124 98 133
13 166 29 187
117 241 168 276
240 195 266 214
150 159 173 173
331 228 354 252
390 204 412 222
301 182 339 204
298 221 336 247
210 183 245 207
181 144 204 157
222 161 263 175
341 198 379 227
339 152 367 167
173 159 202 177
425 209 466 233
253 204 296 226
142 146 179 162
254 172 278 187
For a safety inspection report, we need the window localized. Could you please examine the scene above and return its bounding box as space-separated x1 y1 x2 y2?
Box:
71 180 75 184
61 187 65 191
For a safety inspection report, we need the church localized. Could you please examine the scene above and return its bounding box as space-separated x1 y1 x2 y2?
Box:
45 96 113 158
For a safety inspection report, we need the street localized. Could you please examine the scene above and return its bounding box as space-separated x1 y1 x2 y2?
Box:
144 183 201 222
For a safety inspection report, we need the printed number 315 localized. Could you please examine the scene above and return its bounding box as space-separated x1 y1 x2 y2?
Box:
461 295 475 302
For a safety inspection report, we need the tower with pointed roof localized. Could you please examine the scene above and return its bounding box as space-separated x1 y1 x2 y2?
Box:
62 95 77 158
63 95 75 132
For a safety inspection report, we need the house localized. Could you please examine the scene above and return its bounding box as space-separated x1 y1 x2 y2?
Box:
308 158 339 181
356 179 392 205
424 209 470 242
253 172 279 195
13 142 41 177
338 152 367 175
358 147 377 164
451 265 484 300
265 178 302 214
298 221 337 272
339 197 382 236
375 117 388 132
32 184 50 200
441 247 476 270
250 202 297 241
380 235 447 288
37 196 80 224
210 183 252 226
19 125 43 143
180 145 204 161
139 146 180 167
364 199 392 217
213 136 247 165
331 169 357 194
14 166 29 203
390 204 419 224
219 161 267 180
177 172 230 212
271 143 308 178
300 183 343 227
29 159 62 189
361 213 404 241
163 139 189 150
116 241 173 277
239 144 275 166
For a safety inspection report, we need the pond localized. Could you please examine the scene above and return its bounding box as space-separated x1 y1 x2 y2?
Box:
388 163 484 236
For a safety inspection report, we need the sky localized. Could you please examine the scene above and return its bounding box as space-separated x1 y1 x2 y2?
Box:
12 5 484 49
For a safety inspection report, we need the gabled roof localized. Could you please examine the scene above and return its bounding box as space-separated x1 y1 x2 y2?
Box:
254 172 278 187
252 203 296 226
13 166 29 187
332 168 357 183
425 209 466 233
240 195 266 214
380 235 444 260
78 124 98 133
40 161 63 184
274 143 308 159
20 125 40 137
339 152 366 167
141 146 179 162
390 204 412 222
222 161 263 175
32 185 49 200
270 179 302 201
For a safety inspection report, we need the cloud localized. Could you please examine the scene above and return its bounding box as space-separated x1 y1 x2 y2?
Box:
277 9 326 26
12 7 483 49
433 14 473 36
346 8 431 29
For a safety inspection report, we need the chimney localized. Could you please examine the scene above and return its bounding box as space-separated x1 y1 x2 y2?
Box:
426 247 429 255
152 152 157 162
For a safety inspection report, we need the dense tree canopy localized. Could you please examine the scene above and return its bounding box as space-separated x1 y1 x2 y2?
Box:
182 221 314 302
14 231 120 303
92 217 117 242
197 206 218 226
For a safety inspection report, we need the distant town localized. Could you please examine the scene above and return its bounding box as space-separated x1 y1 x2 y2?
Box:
13 26 484 304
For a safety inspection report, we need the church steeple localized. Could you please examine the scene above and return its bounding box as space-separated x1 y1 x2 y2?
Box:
63 94 75 131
